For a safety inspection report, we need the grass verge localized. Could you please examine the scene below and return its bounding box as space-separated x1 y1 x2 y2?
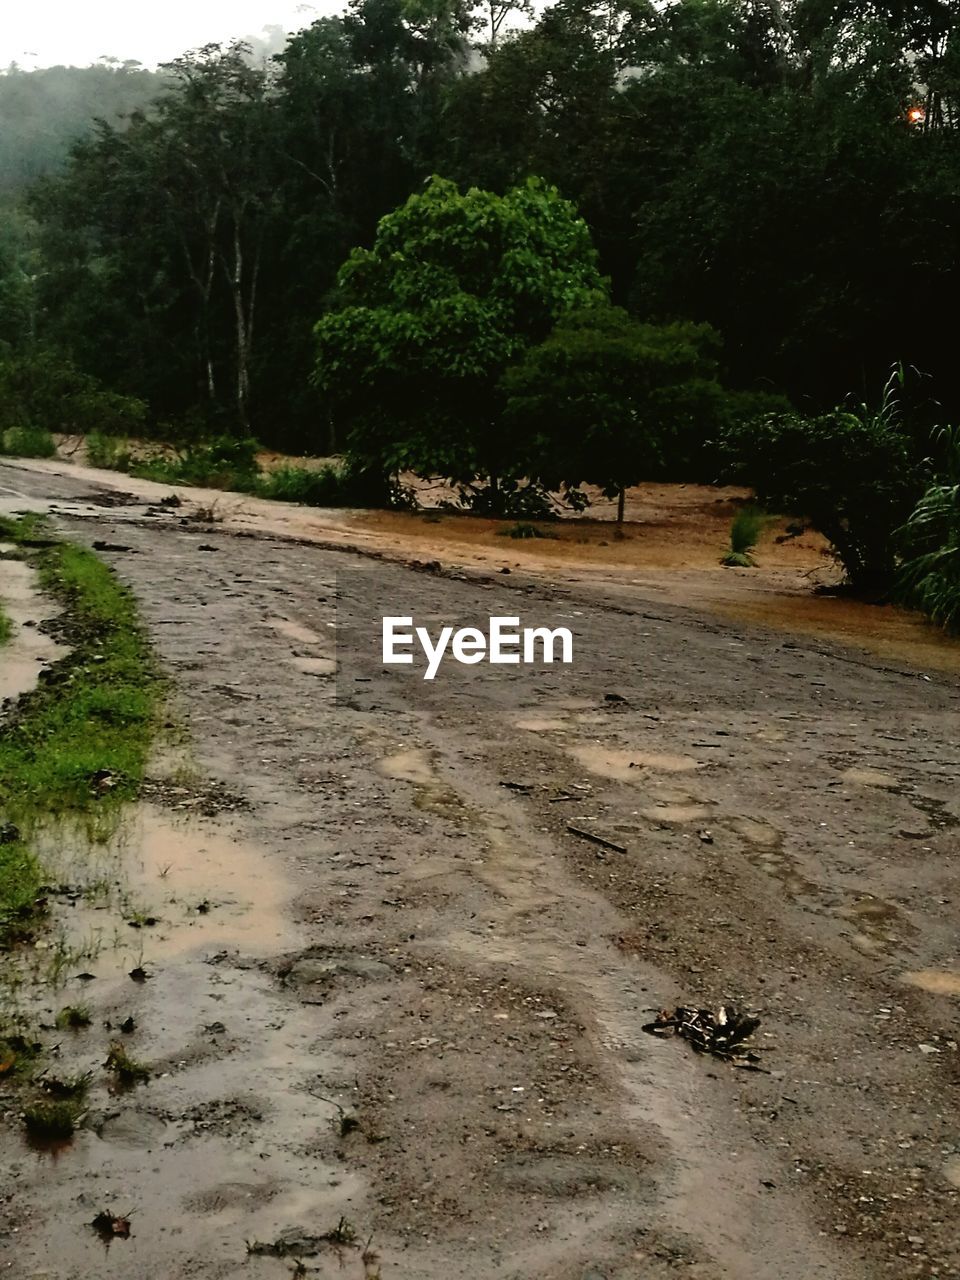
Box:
0 516 161 941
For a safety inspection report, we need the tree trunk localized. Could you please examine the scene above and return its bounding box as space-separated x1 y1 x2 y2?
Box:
617 485 626 524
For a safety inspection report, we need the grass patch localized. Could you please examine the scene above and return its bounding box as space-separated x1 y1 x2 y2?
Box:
105 1040 150 1085
497 521 558 540
55 1004 92 1030
23 1098 82 1140
721 505 767 567
253 464 354 505
0 517 160 941
132 435 259 490
0 602 11 645
0 426 56 459
85 432 132 471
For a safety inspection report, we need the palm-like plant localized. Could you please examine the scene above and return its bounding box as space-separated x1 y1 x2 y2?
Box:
898 427 960 632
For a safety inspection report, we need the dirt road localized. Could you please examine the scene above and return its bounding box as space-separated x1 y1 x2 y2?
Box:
1 460 960 1280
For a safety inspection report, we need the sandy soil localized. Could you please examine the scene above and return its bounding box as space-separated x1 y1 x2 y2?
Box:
1 460 959 1280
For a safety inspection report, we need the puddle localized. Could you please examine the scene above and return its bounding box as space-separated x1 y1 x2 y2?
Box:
265 616 323 646
900 969 960 996
841 767 900 789
377 747 436 786
568 744 700 780
290 655 336 677
728 816 781 847
839 895 912 950
641 804 711 824
31 805 299 980
0 551 68 703
0 797 375 1276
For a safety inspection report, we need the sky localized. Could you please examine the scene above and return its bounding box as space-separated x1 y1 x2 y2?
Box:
1 1 340 70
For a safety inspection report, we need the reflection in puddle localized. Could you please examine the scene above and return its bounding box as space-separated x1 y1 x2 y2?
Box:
0 553 68 703
728 816 780 847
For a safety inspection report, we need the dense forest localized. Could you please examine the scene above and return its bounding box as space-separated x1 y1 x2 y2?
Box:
2 0 958 438
0 62 168 193
2 0 960 621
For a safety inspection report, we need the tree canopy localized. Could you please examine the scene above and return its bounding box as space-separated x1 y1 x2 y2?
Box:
2 0 960 447
314 175 607 484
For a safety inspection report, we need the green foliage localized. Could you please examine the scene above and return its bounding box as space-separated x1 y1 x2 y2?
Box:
0 350 147 436
315 174 607 489
7 0 960 464
497 521 557 539
503 306 727 507
721 506 767 566
720 387 922 590
0 425 56 458
729 507 766 556
898 427 960 631
253 461 399 508
85 432 132 471
105 1040 150 1084
133 436 260 489
22 1099 82 1140
0 518 160 939
55 1005 92 1030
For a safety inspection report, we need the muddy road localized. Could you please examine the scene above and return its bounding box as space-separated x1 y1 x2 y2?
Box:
1 462 960 1280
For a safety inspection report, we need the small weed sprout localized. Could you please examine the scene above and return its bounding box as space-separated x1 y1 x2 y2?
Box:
722 506 767 567
55 1004 92 1030
105 1040 150 1085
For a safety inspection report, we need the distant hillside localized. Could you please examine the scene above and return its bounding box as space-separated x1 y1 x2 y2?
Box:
0 62 167 193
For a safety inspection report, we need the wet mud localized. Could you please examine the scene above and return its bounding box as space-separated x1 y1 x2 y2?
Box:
1 462 960 1280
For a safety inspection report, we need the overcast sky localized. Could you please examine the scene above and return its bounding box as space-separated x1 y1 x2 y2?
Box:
1 1 340 69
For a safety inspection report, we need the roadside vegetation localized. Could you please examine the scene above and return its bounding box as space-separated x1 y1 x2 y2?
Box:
721 507 767 569
0 426 56 458
0 516 160 942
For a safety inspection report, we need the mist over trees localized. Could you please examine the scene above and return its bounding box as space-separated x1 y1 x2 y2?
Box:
0 62 167 193
3 0 960 451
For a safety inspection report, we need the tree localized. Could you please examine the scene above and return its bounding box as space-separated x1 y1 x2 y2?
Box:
314 175 607 495
502 306 727 519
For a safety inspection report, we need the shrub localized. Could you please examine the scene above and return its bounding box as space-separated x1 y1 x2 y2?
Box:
897 427 960 631
0 350 147 436
721 505 766 566
720 387 921 590
254 464 348 505
0 426 56 458
134 435 260 489
85 432 131 471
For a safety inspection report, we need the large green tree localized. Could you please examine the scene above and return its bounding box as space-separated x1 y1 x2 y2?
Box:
314 175 607 492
